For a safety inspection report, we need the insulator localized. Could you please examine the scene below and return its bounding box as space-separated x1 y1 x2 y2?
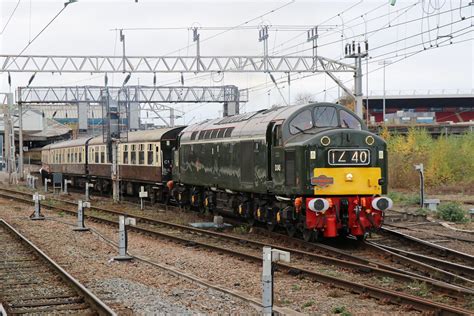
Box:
365 40 369 51
358 43 361 54
7 72 11 86
345 44 348 55
153 73 156 86
352 41 355 52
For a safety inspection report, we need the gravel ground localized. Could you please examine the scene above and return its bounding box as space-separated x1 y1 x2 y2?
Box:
0 200 257 315
0 196 419 315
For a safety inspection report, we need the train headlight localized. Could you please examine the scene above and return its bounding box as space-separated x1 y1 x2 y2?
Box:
365 135 375 145
308 198 330 213
372 197 393 211
320 136 331 146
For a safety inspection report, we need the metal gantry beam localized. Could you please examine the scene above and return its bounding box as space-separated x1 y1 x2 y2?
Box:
17 85 247 104
1 55 355 73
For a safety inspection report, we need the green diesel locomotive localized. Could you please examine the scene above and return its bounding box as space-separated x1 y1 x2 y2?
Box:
172 102 392 241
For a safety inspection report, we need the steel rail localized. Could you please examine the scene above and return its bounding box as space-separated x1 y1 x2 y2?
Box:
380 227 474 265
0 219 115 316
1 187 471 296
371 242 474 279
0 188 472 314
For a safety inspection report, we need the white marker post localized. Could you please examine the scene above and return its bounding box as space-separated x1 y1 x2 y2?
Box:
114 215 136 261
85 182 94 201
262 247 290 316
30 192 45 220
64 179 72 194
44 178 51 192
73 200 90 231
31 176 38 190
139 186 148 211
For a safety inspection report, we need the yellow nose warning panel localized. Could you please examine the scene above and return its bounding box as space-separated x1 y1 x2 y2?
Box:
312 167 382 195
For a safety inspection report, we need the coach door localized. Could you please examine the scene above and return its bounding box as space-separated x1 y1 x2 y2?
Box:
161 139 173 181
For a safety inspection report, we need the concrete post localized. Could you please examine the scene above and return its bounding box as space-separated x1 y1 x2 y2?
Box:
45 178 51 192
64 179 72 194
262 247 290 316
262 247 273 316
18 103 24 180
139 186 148 211
73 200 90 231
415 163 424 208
31 192 45 220
85 182 94 201
114 215 136 261
31 176 37 189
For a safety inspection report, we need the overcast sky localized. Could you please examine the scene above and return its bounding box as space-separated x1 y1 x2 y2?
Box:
1 0 473 125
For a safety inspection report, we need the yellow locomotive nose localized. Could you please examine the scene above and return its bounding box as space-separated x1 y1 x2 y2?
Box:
312 167 382 195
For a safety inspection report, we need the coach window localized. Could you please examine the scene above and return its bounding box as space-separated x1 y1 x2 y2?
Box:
147 144 154 165
211 129 219 139
95 146 100 163
138 144 145 165
123 145 129 164
100 146 105 164
313 106 338 128
340 110 362 130
79 148 82 163
131 144 137 164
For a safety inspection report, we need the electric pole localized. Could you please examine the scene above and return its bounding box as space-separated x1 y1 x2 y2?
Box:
345 41 368 119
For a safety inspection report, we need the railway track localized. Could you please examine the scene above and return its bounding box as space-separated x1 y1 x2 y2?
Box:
0 186 473 314
0 219 115 316
368 227 474 281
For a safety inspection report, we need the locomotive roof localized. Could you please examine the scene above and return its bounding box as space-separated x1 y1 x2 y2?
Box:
180 103 362 143
180 104 309 143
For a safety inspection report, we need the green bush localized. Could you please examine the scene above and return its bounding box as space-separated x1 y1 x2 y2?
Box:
385 129 474 191
437 202 467 223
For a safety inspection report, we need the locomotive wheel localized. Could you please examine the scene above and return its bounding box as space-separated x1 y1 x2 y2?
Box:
247 216 255 226
266 221 277 232
286 225 297 238
302 229 314 242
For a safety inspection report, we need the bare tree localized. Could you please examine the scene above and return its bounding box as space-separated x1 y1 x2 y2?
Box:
294 92 314 105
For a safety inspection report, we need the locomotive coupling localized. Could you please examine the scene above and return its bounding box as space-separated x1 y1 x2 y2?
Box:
308 198 330 213
371 197 393 211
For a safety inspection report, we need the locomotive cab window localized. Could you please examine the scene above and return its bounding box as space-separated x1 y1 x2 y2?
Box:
289 110 313 134
314 106 338 128
340 110 362 130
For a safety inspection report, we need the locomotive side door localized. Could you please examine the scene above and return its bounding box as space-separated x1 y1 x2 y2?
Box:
267 122 284 192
